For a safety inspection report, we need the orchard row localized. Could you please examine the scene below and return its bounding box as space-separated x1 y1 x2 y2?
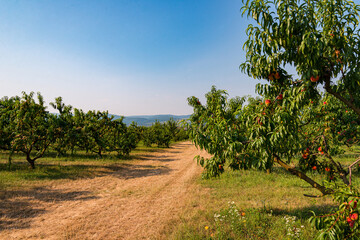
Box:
0 92 187 168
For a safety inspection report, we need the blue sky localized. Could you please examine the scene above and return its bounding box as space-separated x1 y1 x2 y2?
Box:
0 0 257 115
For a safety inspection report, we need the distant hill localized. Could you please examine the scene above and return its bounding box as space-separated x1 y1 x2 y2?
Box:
111 114 191 126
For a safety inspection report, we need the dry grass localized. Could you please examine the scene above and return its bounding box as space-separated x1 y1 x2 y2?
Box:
0 142 210 240
1 143 359 239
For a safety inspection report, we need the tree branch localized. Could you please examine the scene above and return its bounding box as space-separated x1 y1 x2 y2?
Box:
273 154 333 196
323 76 360 118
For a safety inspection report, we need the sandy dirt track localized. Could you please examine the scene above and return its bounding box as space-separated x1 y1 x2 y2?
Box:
0 142 210 240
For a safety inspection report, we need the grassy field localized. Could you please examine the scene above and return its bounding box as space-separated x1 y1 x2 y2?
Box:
0 141 169 191
0 143 359 239
167 146 360 239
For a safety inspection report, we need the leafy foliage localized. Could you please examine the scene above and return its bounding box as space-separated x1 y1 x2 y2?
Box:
186 0 360 237
141 119 188 148
9 92 56 168
240 0 360 118
309 183 360 240
0 92 141 168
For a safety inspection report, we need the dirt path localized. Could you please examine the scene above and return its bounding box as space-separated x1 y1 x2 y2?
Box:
0 142 210 240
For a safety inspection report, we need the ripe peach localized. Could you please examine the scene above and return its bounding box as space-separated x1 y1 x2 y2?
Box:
310 76 320 82
268 73 274 81
265 99 271 106
347 216 354 224
276 94 283 100
275 72 280 79
350 213 358 221
335 50 340 57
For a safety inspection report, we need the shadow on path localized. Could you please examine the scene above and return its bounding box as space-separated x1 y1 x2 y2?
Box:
0 187 98 231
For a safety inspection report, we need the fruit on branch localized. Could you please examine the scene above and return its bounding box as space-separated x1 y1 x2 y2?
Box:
310 76 320 82
347 217 355 228
312 166 317 170
350 213 358 221
302 148 310 159
335 50 340 58
347 213 358 228
265 99 271 106
274 72 281 79
268 73 274 81
276 94 283 100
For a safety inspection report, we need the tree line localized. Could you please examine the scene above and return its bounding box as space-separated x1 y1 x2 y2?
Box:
0 92 188 169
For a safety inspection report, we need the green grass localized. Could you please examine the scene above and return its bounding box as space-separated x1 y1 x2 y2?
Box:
0 142 172 190
168 150 360 240
0 142 359 239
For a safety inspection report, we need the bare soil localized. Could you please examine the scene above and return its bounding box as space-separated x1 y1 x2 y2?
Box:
0 141 210 240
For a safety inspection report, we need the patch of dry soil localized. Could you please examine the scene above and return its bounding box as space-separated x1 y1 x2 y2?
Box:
0 142 210 240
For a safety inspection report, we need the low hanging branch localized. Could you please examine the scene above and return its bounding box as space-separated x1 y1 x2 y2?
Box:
273 154 333 196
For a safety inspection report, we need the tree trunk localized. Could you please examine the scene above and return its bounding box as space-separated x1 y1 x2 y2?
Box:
273 154 332 196
26 154 35 169
8 150 13 170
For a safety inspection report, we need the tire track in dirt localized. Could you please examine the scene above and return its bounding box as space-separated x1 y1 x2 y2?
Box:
0 141 210 240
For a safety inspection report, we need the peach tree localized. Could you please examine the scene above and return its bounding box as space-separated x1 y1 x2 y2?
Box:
49 97 75 156
188 85 359 239
188 0 360 237
9 92 57 169
142 121 172 148
239 0 360 237
187 84 355 191
240 0 360 118
187 86 248 178
0 96 19 152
